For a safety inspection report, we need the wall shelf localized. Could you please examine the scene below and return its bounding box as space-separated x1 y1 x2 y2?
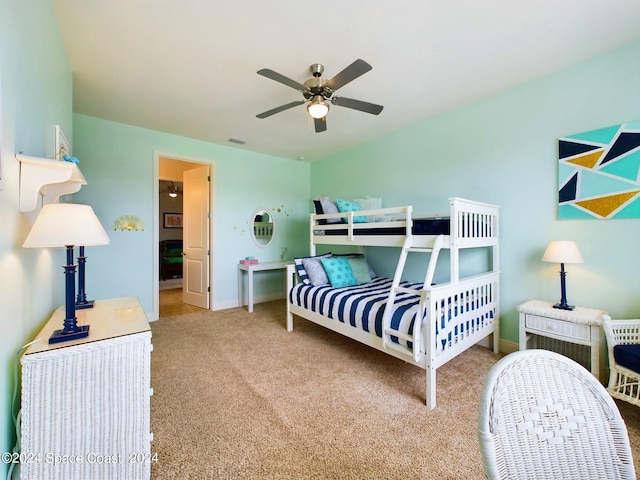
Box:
17 155 86 212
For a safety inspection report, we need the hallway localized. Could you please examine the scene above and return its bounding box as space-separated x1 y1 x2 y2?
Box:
159 288 206 317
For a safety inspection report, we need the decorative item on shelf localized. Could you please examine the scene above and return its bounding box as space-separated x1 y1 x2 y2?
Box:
113 214 145 231
23 203 110 343
279 247 288 261
542 240 583 311
57 144 80 166
240 256 259 265
62 153 80 165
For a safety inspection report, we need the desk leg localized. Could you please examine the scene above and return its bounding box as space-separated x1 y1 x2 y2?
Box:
248 269 254 313
238 269 244 308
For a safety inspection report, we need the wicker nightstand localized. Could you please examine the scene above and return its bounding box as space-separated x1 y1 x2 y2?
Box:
517 299 607 383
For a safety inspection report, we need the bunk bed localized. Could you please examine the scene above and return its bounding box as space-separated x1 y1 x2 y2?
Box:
159 239 183 280
286 197 500 409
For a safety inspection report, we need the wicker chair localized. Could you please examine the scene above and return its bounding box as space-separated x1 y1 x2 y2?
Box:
478 349 635 480
603 315 640 407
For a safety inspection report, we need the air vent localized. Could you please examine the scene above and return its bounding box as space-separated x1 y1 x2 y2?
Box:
228 137 246 145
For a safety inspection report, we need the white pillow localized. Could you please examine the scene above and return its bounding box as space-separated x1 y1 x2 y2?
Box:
353 196 383 222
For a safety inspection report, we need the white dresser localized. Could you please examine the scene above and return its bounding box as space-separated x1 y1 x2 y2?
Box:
20 297 153 480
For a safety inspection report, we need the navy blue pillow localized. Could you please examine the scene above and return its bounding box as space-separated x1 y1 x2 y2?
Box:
313 200 327 225
614 344 640 374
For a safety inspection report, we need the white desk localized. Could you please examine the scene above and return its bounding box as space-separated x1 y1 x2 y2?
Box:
238 260 293 312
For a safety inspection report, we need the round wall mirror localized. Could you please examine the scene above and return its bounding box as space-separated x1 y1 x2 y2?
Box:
250 208 275 247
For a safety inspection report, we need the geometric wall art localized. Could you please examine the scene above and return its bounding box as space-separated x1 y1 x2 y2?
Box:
558 120 640 219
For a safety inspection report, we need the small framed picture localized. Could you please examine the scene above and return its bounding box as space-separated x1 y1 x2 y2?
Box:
163 213 183 229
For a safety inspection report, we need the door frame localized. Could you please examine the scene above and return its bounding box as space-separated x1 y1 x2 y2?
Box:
153 150 215 320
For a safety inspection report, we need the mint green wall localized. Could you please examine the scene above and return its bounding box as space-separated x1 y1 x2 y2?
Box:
72 114 310 314
3 0 640 466
0 0 72 470
311 41 640 346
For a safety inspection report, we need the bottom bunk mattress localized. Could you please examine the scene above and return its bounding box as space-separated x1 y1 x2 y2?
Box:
290 277 423 351
289 277 496 355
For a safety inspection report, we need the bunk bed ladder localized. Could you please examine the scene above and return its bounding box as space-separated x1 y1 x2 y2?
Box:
382 235 445 362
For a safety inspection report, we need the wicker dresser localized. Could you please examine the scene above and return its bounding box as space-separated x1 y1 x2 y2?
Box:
20 297 153 480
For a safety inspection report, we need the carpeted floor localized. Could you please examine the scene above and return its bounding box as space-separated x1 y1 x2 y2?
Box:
149 300 640 479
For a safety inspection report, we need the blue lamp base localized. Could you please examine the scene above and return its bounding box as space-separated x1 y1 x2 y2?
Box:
552 302 575 311
552 263 575 311
75 300 95 310
49 325 90 344
75 246 95 309
49 245 91 344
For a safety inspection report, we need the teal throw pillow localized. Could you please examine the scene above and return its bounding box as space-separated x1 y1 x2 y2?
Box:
335 199 368 223
321 256 357 288
347 256 372 284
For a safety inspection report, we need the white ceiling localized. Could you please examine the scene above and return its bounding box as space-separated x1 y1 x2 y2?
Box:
52 0 640 162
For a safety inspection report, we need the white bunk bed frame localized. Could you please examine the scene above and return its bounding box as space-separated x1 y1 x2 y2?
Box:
285 197 500 409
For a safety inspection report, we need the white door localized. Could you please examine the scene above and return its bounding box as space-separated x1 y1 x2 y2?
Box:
183 165 210 308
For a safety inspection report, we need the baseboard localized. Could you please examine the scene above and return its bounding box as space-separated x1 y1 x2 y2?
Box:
215 292 286 311
476 335 518 355
500 338 519 354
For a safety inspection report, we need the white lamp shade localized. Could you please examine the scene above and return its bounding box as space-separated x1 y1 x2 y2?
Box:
541 240 583 264
23 203 110 248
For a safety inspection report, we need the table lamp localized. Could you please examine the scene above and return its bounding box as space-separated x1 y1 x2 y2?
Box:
23 203 110 343
75 245 93 309
542 240 583 311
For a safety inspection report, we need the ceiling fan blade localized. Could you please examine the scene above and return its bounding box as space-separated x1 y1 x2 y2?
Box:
332 97 384 115
256 100 305 119
257 68 308 93
314 117 327 133
326 59 372 92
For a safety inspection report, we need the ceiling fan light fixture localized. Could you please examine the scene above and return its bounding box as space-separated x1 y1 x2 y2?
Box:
167 182 180 197
307 96 329 119
256 59 382 132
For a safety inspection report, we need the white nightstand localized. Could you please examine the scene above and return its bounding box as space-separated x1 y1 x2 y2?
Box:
517 299 607 383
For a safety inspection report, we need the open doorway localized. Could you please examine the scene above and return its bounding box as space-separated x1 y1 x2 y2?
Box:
159 179 184 290
155 153 213 319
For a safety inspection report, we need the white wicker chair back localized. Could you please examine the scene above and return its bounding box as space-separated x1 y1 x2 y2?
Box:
478 349 635 480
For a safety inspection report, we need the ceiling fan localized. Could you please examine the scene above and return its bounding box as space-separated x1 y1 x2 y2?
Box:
160 181 182 198
256 59 384 133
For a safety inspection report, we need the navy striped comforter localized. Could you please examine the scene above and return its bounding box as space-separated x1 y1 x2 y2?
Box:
289 277 424 350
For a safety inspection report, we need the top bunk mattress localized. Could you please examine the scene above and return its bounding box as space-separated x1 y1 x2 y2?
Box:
313 198 450 236
319 217 450 236
311 197 499 245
